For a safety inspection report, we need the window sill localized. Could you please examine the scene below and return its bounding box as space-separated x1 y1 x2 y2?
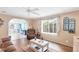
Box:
41 32 58 36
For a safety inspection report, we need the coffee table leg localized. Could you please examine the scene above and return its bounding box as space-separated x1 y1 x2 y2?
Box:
42 47 43 52
47 43 49 51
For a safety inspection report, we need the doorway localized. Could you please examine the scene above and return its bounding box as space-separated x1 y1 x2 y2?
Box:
8 18 28 40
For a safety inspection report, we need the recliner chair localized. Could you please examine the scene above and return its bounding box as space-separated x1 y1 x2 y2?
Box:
27 28 36 40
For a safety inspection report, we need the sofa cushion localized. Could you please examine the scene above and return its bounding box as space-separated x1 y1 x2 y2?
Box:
0 40 2 48
3 45 16 52
1 41 13 48
0 49 3 52
2 37 10 43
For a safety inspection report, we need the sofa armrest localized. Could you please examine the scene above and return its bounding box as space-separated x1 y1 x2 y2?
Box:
0 49 3 52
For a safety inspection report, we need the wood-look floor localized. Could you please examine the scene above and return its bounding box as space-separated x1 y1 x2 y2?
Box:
11 39 73 52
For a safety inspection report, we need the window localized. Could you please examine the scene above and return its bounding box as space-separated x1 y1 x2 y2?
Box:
41 18 58 34
63 17 75 33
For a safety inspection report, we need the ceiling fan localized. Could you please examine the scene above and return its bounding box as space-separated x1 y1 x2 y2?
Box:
25 7 40 16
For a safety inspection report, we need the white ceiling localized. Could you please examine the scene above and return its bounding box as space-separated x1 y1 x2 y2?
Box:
0 7 79 19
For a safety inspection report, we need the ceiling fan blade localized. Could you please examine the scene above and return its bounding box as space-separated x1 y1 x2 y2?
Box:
31 8 39 11
25 7 39 12
31 11 40 15
25 7 40 16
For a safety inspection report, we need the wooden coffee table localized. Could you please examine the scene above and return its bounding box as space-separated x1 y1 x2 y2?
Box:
30 39 49 52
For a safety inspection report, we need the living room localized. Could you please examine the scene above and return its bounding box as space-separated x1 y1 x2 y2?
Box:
0 7 79 52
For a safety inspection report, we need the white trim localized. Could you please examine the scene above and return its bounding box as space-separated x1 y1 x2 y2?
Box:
41 17 58 35
41 32 58 35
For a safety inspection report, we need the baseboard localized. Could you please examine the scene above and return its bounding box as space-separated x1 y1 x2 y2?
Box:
44 39 73 48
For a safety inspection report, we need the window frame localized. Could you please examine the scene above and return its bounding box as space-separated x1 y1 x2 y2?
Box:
41 17 58 35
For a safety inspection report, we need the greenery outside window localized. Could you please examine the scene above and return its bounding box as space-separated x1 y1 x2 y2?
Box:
41 18 58 35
